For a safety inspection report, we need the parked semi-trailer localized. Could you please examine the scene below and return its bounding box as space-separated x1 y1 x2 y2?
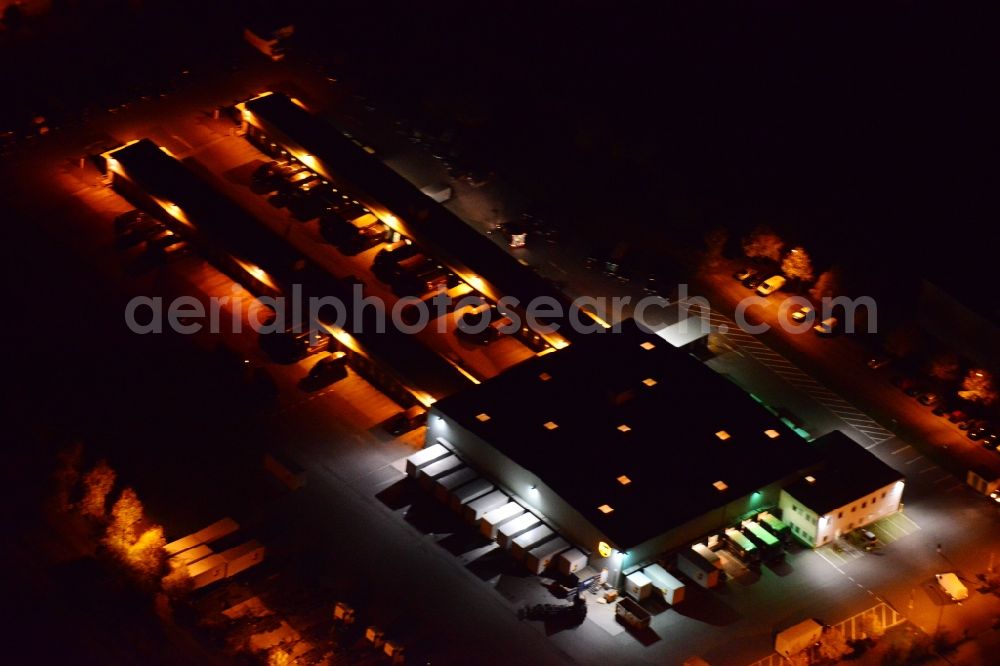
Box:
462 489 508 524
511 524 555 561
742 520 782 560
417 455 463 490
497 512 541 550
480 502 525 539
775 619 823 657
643 563 686 605
724 527 759 562
433 467 477 503
526 537 570 575
449 477 494 512
405 443 450 478
678 548 721 588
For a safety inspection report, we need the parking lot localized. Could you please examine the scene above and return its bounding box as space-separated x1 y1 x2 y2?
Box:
815 512 922 568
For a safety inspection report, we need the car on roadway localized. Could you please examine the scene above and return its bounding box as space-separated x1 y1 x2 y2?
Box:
742 271 763 289
733 267 754 281
813 317 838 335
947 409 969 423
756 275 786 296
918 392 941 406
305 351 349 387
791 305 814 322
867 355 892 370
935 573 968 602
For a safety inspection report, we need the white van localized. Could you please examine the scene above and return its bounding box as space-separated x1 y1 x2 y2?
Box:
936 573 968 601
813 317 838 335
756 275 786 296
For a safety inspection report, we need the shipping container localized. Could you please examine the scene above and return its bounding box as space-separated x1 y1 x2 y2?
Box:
691 542 723 569
643 564 685 605
615 597 651 630
169 544 213 569
220 539 266 578
525 537 570 574
417 455 463 490
164 517 240 556
462 489 508 524
433 467 478 502
511 524 555 561
497 512 541 550
557 548 588 575
678 548 721 588
480 502 525 539
624 570 653 601
187 554 228 589
405 443 450 478
448 477 494 512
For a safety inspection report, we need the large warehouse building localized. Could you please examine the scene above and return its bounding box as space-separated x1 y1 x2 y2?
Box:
426 319 828 583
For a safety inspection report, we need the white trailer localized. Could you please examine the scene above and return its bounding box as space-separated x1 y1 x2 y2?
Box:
462 489 508 524
434 467 477 502
164 517 240 556
405 443 450 478
557 548 588 575
526 537 570 575
416 455 462 490
775 619 822 657
678 548 721 589
625 570 653 601
220 540 266 578
420 182 453 203
187 554 228 589
449 477 494 512
691 543 723 569
497 513 541 550
643 563 686 605
511 524 555 561
480 502 525 539
169 544 213 569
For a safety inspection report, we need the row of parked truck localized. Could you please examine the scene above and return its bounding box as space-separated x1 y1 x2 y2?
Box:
163 517 266 589
405 442 588 576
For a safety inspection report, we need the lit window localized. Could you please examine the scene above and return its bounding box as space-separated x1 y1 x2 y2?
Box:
715 430 731 441
764 429 780 439
642 377 657 387
543 421 559 430
617 424 631 433
640 341 656 351
805 475 816 483
475 413 491 422
538 372 552 381
617 475 632 486
713 480 728 491
598 504 614 514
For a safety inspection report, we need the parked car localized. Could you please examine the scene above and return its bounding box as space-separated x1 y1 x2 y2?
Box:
791 306 814 322
742 271 763 289
918 392 941 406
867 355 892 370
305 351 348 387
813 317 838 335
947 409 969 423
756 275 786 296
733 267 754 281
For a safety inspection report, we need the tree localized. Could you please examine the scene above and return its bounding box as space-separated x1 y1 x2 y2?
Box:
958 369 998 405
817 626 851 660
781 247 814 283
741 226 784 262
706 332 728 355
928 352 961 382
127 526 166 580
80 460 116 520
106 487 144 552
162 563 194 599
809 268 841 302
702 228 729 268
268 648 293 666
53 442 84 512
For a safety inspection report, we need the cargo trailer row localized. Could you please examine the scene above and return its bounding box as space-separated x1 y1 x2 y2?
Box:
741 520 783 560
724 527 759 562
403 445 586 576
757 511 791 545
165 517 240 556
169 539 266 589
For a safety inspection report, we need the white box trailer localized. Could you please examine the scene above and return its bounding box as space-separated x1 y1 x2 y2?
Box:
511 524 555 561
480 502 525 539
434 467 477 502
188 554 228 589
220 540 266 578
416 455 463 490
449 477 494 512
678 548 721 588
691 543 722 568
463 489 508 524
625 570 653 601
497 512 541 550
643 564 686 605
169 544 213 569
405 443 450 478
775 619 823 657
557 548 588 575
525 537 570 575
164 517 240 556
420 182 453 203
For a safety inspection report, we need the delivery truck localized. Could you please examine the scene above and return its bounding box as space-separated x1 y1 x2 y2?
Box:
775 619 823 657
405 443 450 478
497 512 541 550
525 537 570 574
511 524 555 561
757 511 791 544
742 520 782 560
462 489 508 524
678 547 721 588
643 563 685 605
449 477 494 512
480 502 525 539
433 467 478 502
724 527 759 562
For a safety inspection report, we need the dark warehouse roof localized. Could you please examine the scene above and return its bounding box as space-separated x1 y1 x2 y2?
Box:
433 319 823 549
